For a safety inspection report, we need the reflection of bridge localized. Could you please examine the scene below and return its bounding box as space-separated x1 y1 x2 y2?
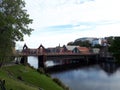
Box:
18 44 99 68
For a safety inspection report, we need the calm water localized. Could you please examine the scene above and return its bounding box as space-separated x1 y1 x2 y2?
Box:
28 56 120 90
28 56 38 68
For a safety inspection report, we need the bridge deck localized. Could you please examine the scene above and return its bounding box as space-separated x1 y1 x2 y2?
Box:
18 53 99 56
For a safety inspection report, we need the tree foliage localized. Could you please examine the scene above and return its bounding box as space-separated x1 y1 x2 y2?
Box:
106 36 114 45
0 0 33 66
109 37 120 62
67 40 91 47
0 0 33 41
92 44 102 48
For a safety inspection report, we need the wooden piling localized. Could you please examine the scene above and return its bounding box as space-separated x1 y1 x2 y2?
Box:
38 55 46 68
20 56 28 65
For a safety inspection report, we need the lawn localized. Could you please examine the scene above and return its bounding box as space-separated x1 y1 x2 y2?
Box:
0 65 64 90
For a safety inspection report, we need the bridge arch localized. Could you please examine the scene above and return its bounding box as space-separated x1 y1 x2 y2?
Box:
37 44 45 54
23 44 28 50
22 44 29 54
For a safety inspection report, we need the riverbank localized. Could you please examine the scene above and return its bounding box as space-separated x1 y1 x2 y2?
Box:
0 64 66 90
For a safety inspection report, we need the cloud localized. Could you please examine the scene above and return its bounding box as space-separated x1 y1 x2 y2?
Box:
25 0 96 28
16 0 120 48
25 0 120 28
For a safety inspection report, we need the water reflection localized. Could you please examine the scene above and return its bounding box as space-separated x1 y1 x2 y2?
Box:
51 64 120 90
28 56 38 68
28 56 120 90
99 63 117 75
28 56 62 68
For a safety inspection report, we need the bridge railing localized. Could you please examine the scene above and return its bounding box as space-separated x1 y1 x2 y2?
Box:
18 52 98 56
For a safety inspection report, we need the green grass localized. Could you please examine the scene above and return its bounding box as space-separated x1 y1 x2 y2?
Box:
0 65 64 90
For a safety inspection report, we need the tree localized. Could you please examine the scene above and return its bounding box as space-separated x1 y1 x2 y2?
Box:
67 42 74 45
106 36 114 45
77 40 91 47
68 40 91 47
109 37 120 62
0 0 33 67
92 44 102 48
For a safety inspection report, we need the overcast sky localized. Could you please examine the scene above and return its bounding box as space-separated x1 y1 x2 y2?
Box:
16 0 120 49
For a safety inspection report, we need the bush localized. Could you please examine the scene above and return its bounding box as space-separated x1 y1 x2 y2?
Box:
45 73 51 78
17 76 23 81
39 88 44 90
37 68 45 74
0 79 6 90
52 78 70 90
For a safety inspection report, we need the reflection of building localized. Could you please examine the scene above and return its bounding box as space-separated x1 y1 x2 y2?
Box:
100 63 117 75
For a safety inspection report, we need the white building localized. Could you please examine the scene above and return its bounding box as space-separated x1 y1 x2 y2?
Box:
92 38 102 46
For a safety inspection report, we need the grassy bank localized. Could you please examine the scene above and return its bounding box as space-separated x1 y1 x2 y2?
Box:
0 65 64 90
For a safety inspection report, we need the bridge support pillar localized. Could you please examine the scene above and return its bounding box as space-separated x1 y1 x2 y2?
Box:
38 55 46 68
20 56 28 65
96 54 100 63
86 56 89 63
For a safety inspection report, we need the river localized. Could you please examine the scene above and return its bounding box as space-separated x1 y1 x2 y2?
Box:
28 56 120 90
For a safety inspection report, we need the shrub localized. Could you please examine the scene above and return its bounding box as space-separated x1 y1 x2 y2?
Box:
52 78 70 90
37 68 45 74
45 73 51 78
17 76 23 81
0 79 6 90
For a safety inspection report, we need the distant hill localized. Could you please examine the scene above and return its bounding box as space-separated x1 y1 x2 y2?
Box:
67 37 114 47
67 37 93 47
75 37 97 43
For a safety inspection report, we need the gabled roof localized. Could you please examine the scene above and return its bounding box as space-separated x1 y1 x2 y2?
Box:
65 45 79 51
23 44 29 50
38 44 45 49
75 47 90 54
77 47 89 52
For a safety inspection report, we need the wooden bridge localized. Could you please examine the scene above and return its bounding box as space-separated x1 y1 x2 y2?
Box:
19 53 99 68
16 44 100 68
14 44 116 69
